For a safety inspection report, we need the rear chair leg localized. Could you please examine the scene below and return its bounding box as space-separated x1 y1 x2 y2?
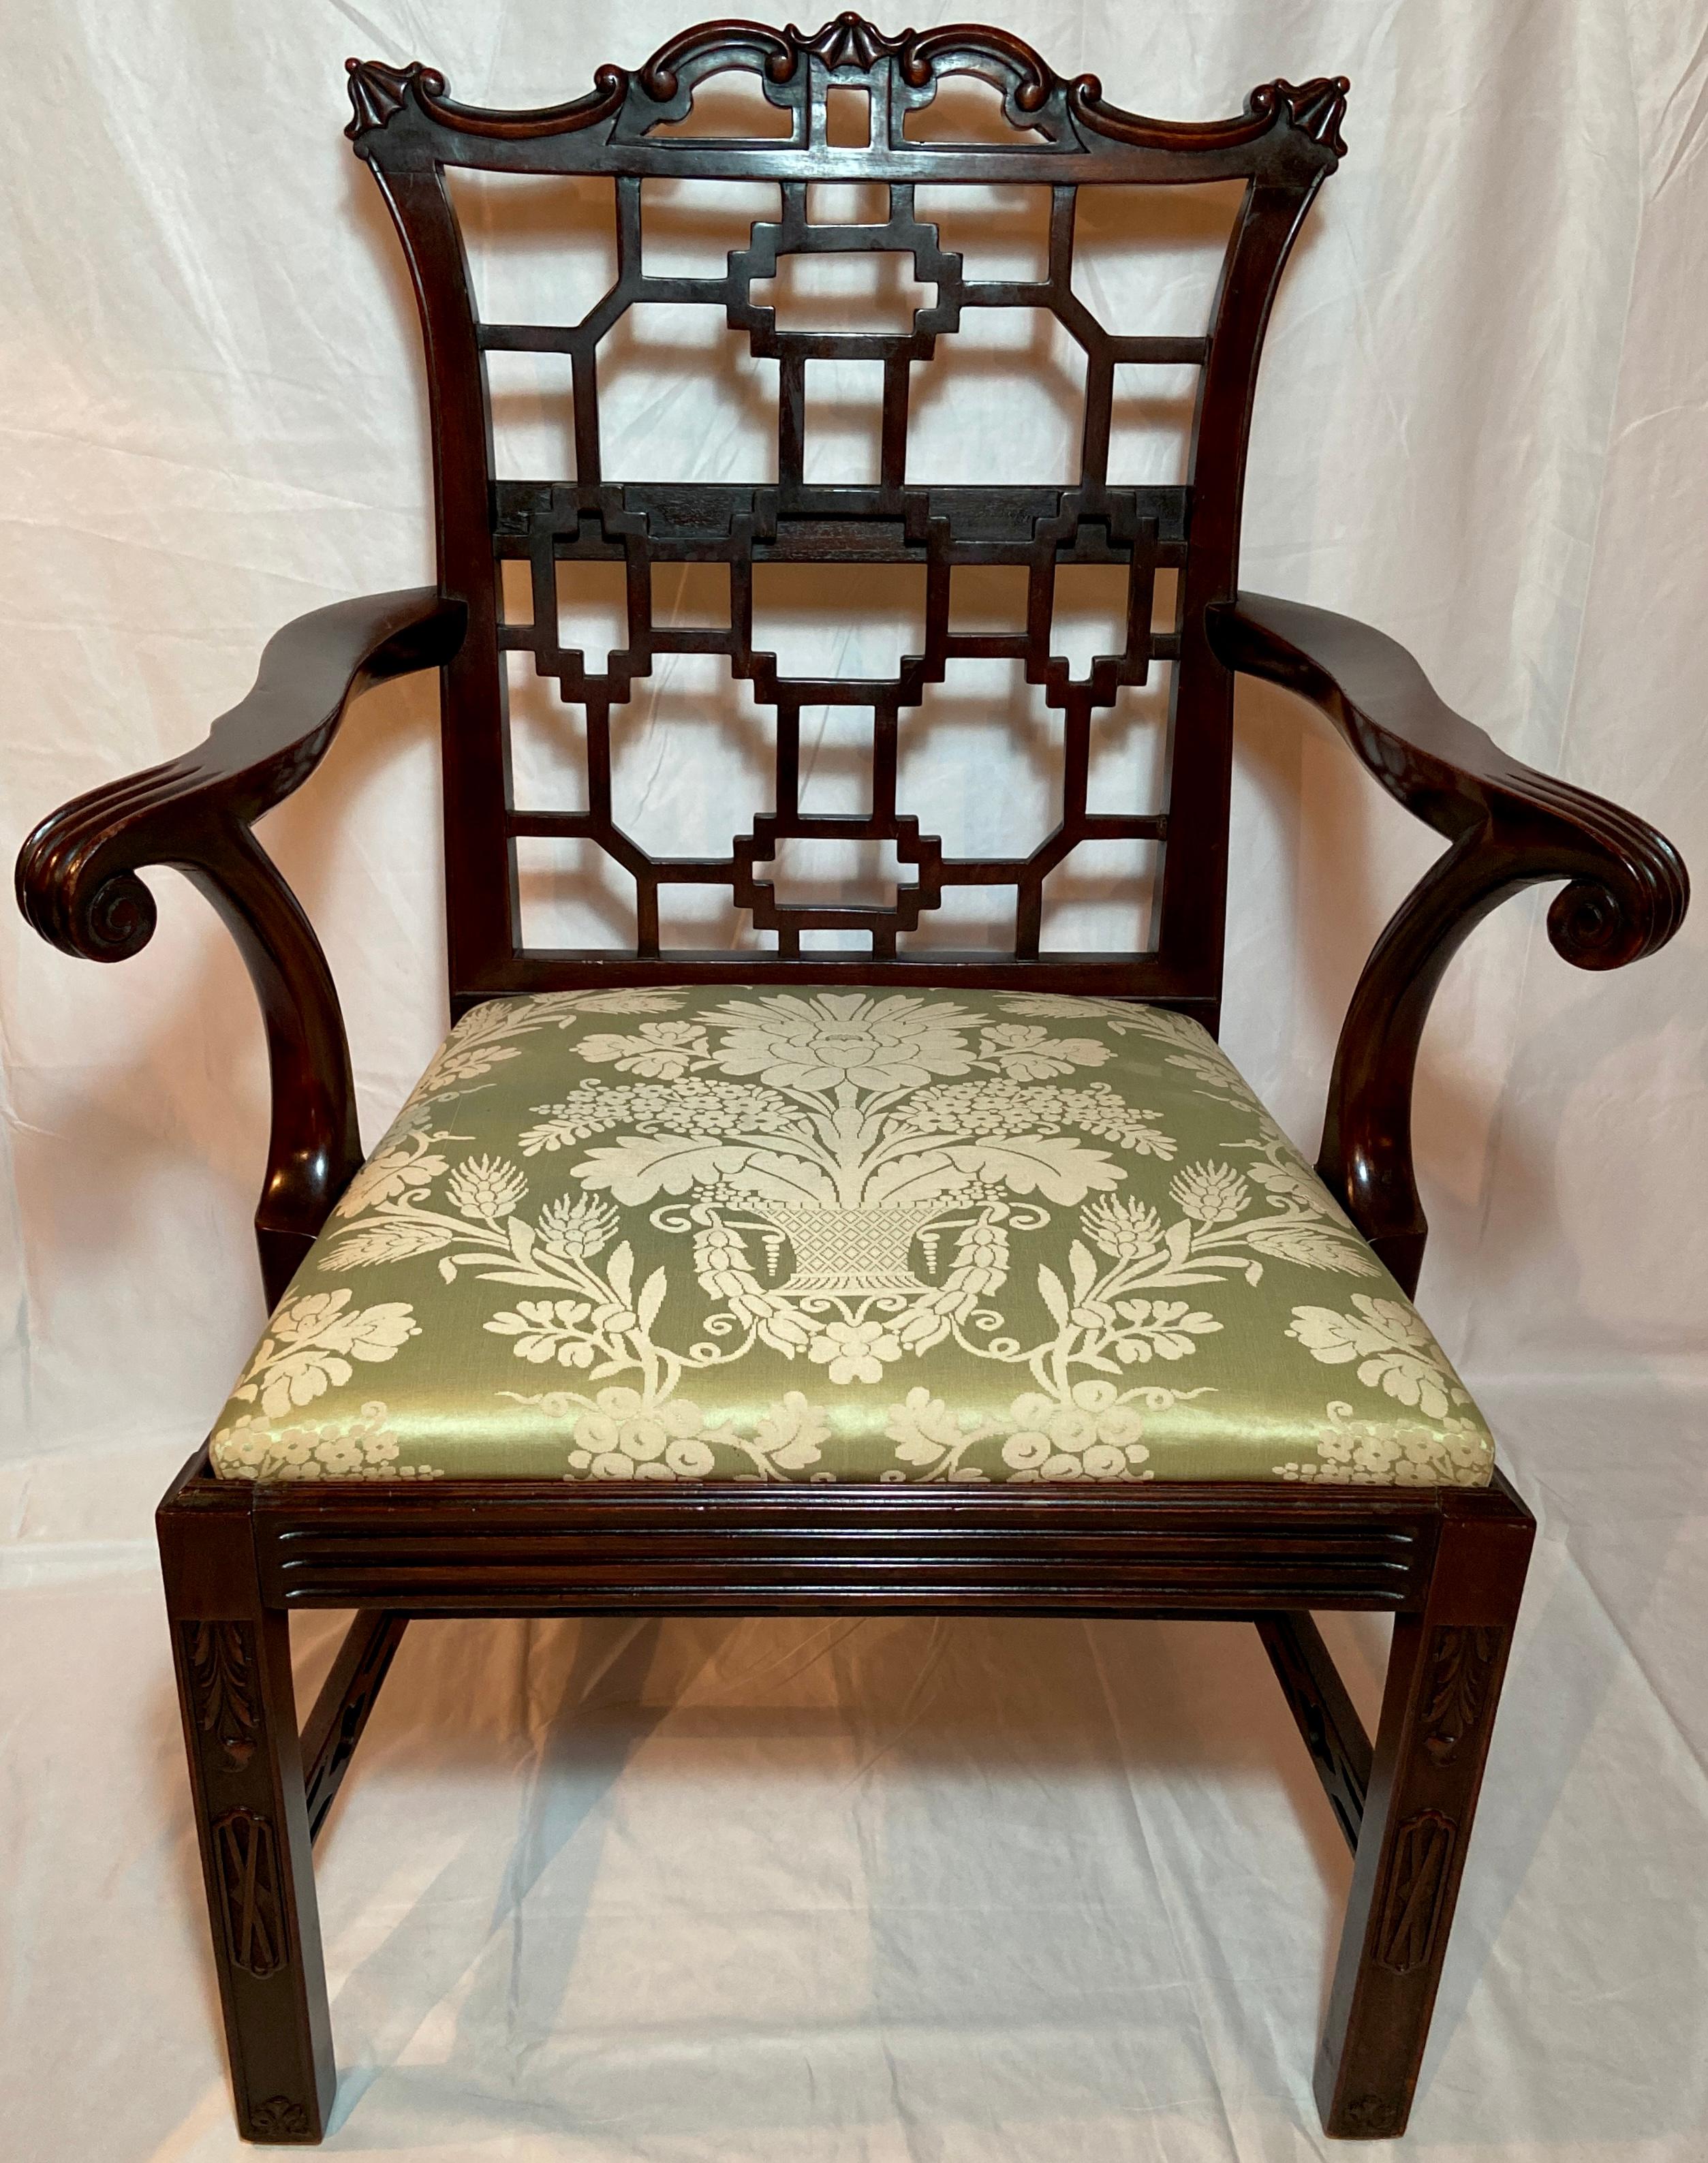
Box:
159 1485 335 2143
1316 1487 1534 2138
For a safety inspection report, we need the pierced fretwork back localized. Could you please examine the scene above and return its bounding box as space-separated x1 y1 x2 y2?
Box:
347 16 1346 1025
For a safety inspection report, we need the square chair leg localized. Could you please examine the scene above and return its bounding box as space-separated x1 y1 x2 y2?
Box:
1315 1484 1533 2137
159 1480 335 2143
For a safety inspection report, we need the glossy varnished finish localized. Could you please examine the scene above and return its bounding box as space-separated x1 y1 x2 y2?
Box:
346 19 1349 1014
1208 594 1688 1291
151 1444 1535 2141
14 12 1688 2147
244 1466 1442 1613
16 590 467 1300
1257 1610 1374 1850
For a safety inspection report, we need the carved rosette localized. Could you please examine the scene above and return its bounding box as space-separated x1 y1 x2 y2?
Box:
249 2096 311 2138
213 1808 290 1979
185 1620 260 1769
1420 1625 1503 1766
1375 1810 1456 1974
1341 2094 1407 2138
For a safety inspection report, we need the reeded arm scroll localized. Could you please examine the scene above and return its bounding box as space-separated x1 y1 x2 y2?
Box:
1209 593 1688 1293
16 589 467 1303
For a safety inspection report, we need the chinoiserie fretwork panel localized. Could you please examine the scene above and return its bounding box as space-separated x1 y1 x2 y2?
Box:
348 17 1347 1004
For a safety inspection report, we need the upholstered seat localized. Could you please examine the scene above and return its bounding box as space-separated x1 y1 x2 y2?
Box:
211 986 1493 1489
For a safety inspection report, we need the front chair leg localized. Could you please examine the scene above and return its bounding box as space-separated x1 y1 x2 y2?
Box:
159 1486 335 2143
1316 1486 1534 2138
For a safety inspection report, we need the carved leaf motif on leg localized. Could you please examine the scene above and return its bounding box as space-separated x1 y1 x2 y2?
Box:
1376 1810 1456 1974
1420 1625 1504 1764
213 1808 290 1979
186 1620 260 1769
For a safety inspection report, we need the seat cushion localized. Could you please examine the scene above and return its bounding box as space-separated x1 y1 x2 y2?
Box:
209 987 1494 1488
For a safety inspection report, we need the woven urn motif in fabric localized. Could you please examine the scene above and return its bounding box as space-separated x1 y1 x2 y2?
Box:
208 988 1495 1488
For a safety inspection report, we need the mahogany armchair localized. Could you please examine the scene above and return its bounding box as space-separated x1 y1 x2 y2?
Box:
16 16 1688 2145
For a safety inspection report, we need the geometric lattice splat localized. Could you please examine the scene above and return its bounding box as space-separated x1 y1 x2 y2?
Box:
349 15 1349 999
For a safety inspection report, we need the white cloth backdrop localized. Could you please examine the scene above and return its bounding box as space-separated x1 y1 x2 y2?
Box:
2 3 1706 2157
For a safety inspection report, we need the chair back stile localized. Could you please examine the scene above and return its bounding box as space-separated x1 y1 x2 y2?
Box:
345 19 1348 1026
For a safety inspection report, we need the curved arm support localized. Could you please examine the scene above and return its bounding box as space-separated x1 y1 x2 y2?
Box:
1209 592 1688 1292
16 589 467 1303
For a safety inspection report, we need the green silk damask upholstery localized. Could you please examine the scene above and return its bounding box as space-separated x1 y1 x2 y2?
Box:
208 988 1495 1488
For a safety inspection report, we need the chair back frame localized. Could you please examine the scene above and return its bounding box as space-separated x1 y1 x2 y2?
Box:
347 16 1349 1027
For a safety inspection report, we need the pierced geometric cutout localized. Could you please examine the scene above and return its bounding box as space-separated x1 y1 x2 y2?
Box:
638 177 781 275
446 171 619 330
914 183 1053 281
553 559 629 668
808 181 889 227
797 706 876 816
651 561 730 629
1087 672 1172 817
824 84 872 149
655 887 774 952
948 564 1030 631
506 655 591 814
485 351 577 480
514 836 636 950
896 657 1061 862
752 563 927 684
498 558 534 627
1108 362 1199 486
754 249 934 333
1040 837 1161 954
768 833 905 909
610 653 773 859
732 810 944 940
1049 562 1132 680
901 75 1047 144
1071 181 1245 336
802 358 886 483
897 883 1016 953
597 306 778 482
644 72 795 140
909 309 1085 484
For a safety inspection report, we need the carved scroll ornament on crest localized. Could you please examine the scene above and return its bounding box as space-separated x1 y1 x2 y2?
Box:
345 16 1350 169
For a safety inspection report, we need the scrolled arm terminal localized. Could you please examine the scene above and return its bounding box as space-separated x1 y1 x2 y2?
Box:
16 588 467 1303
1209 592 1688 1292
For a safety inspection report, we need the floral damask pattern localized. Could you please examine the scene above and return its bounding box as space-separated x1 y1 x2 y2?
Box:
207 988 1494 1487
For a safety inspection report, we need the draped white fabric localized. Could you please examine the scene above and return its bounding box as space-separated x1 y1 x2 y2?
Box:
1 3 1705 2156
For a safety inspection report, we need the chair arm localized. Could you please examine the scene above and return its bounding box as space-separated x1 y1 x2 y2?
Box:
16 589 467 1303
1207 591 1688 1292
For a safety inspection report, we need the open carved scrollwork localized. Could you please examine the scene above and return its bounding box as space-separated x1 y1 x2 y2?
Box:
345 16 1350 168
1070 72 1348 159
346 55 629 142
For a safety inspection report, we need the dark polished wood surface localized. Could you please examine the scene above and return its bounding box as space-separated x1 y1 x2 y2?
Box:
1208 593 1688 1290
14 13 1686 2145
16 590 466 1301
